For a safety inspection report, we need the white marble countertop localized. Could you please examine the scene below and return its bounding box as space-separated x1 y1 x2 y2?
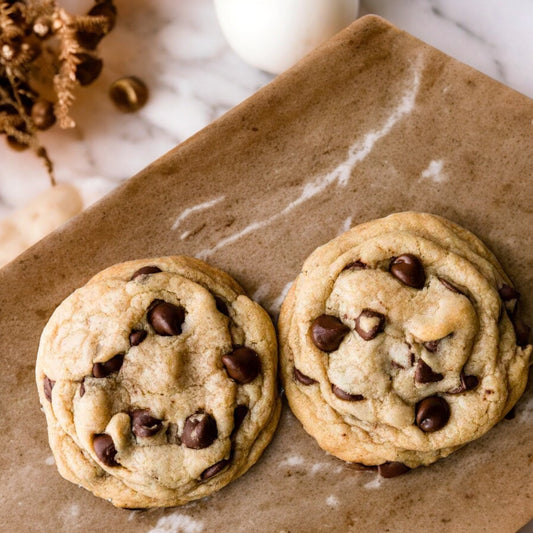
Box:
0 1 532 529
1 0 533 219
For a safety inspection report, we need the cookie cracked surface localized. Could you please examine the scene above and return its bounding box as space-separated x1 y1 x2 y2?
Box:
279 212 531 474
36 256 280 507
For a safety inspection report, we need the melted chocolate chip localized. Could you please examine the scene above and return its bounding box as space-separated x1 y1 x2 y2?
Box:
92 353 124 378
131 409 162 438
310 315 350 352
214 296 229 316
438 277 463 294
343 260 367 270
462 374 479 390
93 434 118 466
347 463 378 472
355 309 385 341
201 459 229 480
389 254 426 289
390 360 405 370
504 407 516 420
499 284 520 301
378 462 411 478
130 265 162 281
415 359 443 383
448 372 479 394
182 412 218 449
415 396 450 432
43 376 55 402
293 367 317 385
332 384 364 401
147 300 185 336
129 329 147 346
422 339 440 353
233 405 248 434
222 347 261 384
513 317 531 347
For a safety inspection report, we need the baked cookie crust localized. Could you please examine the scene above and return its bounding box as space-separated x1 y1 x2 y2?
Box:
36 256 280 507
279 212 531 473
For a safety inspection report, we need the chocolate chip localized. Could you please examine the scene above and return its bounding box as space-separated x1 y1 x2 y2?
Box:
415 396 450 432
130 265 162 280
389 254 426 289
92 353 124 378
355 309 385 341
43 376 55 402
499 284 520 301
129 329 147 346
409 352 416 366
166 423 181 445
422 339 441 353
80 381 85 397
343 260 367 270
438 277 463 294
222 347 261 384
131 409 162 438
461 374 479 390
415 359 443 383
147 301 185 336
109 76 149 113
201 459 229 480
504 407 516 420
233 405 248 433
182 412 218 449
513 317 531 347
378 462 411 478
331 384 364 401
214 296 229 316
293 367 317 385
310 315 350 352
93 434 118 466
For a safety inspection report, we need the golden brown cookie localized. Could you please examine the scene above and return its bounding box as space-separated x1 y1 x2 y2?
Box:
279 212 531 476
36 256 280 507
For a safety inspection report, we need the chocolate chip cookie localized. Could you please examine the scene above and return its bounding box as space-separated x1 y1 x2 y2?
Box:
279 212 531 476
36 256 280 507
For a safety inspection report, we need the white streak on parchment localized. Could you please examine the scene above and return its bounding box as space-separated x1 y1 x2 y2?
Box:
326 495 339 508
268 281 293 315
171 196 225 231
279 454 305 467
197 58 423 259
420 159 446 183
311 462 329 474
340 216 353 234
251 283 271 305
363 476 383 490
148 514 204 533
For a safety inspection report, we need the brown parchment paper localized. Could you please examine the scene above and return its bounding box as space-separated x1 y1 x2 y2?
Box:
1 15 532 533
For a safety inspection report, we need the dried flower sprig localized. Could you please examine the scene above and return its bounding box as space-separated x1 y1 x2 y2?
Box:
0 0 116 184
